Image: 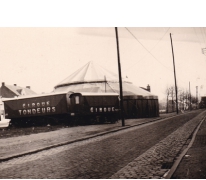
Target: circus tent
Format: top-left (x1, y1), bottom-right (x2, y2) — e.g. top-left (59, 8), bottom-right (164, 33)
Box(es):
top-left (54, 61), bottom-right (159, 118)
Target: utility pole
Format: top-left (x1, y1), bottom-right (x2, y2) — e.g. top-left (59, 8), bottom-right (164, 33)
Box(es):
top-left (115, 27), bottom-right (125, 126)
top-left (170, 33), bottom-right (179, 114)
top-left (196, 86), bottom-right (198, 109)
top-left (186, 90), bottom-right (188, 110)
top-left (104, 76), bottom-right (106, 92)
top-left (189, 81), bottom-right (191, 110)
top-left (183, 91), bottom-right (184, 110)
top-left (171, 88), bottom-right (174, 112)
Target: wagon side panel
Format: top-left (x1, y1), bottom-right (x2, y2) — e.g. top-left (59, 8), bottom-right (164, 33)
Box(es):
top-left (4, 94), bottom-right (68, 119)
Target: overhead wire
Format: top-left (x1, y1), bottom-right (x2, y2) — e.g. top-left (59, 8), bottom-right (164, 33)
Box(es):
top-left (193, 28), bottom-right (202, 48)
top-left (200, 27), bottom-right (206, 46)
top-left (202, 27), bottom-right (206, 45)
top-left (124, 27), bottom-right (171, 72)
top-left (203, 28), bottom-right (206, 41)
top-left (124, 27), bottom-right (173, 72)
top-left (202, 28), bottom-right (206, 56)
top-left (195, 27), bottom-right (206, 56)
top-left (193, 27), bottom-right (206, 57)
top-left (123, 27), bottom-right (195, 90)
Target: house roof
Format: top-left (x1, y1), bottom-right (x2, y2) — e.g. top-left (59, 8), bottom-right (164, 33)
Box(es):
top-left (3, 85), bottom-right (36, 96)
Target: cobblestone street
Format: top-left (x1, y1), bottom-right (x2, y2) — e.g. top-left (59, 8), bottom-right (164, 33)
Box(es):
top-left (0, 110), bottom-right (204, 178)
top-left (172, 111), bottom-right (206, 179)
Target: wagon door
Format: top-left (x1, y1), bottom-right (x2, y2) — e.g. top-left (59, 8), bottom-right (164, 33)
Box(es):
top-left (69, 93), bottom-right (83, 115)
top-left (74, 95), bottom-right (81, 113)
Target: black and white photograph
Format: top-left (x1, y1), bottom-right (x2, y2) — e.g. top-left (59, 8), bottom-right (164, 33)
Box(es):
top-left (0, 0), bottom-right (206, 179)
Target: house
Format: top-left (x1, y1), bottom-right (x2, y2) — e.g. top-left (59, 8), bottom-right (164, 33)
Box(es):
top-left (0, 82), bottom-right (36, 98)
top-left (140, 85), bottom-right (151, 92)
top-left (167, 99), bottom-right (191, 112)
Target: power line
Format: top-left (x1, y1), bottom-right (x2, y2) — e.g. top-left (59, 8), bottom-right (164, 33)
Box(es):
top-left (203, 28), bottom-right (206, 39)
top-left (202, 28), bottom-right (206, 56)
top-left (202, 27), bottom-right (206, 45)
top-left (194, 27), bottom-right (206, 56)
top-left (193, 27), bottom-right (202, 48)
top-left (200, 27), bottom-right (206, 46)
top-left (124, 27), bottom-right (170, 72)
top-left (124, 27), bottom-right (172, 72)
top-left (124, 28), bottom-right (195, 89)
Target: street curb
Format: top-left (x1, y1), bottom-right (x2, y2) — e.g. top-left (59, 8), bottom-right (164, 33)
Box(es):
top-left (0, 111), bottom-right (199, 162)
top-left (164, 115), bottom-right (206, 179)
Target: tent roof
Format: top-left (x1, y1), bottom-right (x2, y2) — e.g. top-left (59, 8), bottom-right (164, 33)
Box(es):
top-left (54, 81), bottom-right (158, 99)
top-left (55, 61), bottom-right (121, 88)
top-left (54, 61), bottom-right (158, 99)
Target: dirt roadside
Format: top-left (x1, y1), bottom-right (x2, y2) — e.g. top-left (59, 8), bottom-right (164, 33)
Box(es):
top-left (0, 112), bottom-right (180, 139)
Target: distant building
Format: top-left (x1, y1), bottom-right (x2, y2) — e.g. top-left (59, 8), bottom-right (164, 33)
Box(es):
top-left (167, 100), bottom-right (176, 113)
top-left (200, 96), bottom-right (206, 108)
top-left (140, 84), bottom-right (151, 92)
top-left (167, 99), bottom-right (190, 112)
top-left (0, 82), bottom-right (36, 98)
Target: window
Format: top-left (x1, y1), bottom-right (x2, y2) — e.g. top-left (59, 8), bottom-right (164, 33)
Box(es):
top-left (75, 96), bottom-right (79, 104)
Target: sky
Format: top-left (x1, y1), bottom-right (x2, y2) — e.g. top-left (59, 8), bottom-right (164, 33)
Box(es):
top-left (0, 0), bottom-right (206, 101)
top-left (0, 27), bottom-right (206, 101)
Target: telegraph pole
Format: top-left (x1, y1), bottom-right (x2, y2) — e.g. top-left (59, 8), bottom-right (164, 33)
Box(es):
top-left (189, 81), bottom-right (191, 110)
top-left (170, 33), bottom-right (179, 114)
top-left (104, 76), bottom-right (106, 92)
top-left (115, 27), bottom-right (125, 126)
top-left (196, 86), bottom-right (198, 109)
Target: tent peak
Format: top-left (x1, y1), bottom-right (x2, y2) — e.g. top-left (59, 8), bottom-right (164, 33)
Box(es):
top-left (54, 61), bottom-right (119, 89)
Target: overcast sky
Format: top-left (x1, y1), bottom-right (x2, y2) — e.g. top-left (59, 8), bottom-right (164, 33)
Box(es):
top-left (0, 0), bottom-right (206, 101)
top-left (0, 27), bottom-right (206, 100)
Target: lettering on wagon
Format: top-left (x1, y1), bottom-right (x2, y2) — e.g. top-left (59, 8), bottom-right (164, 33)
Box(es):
top-left (90, 107), bottom-right (115, 113)
top-left (19, 101), bottom-right (56, 115)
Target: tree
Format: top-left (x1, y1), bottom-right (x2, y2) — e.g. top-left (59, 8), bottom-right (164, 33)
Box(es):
top-left (165, 86), bottom-right (177, 113)
top-left (165, 87), bottom-right (170, 113)
top-left (164, 85), bottom-right (198, 112)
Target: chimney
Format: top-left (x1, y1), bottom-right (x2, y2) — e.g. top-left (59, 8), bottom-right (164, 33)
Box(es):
top-left (14, 84), bottom-right (17, 86)
top-left (147, 84), bottom-right (151, 92)
top-left (26, 86), bottom-right (30, 89)
top-left (2, 82), bottom-right (5, 86)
